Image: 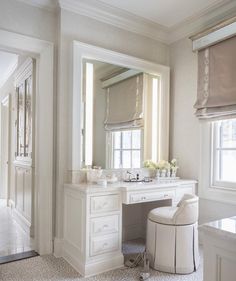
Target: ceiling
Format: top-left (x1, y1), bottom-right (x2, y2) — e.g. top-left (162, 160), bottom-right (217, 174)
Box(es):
top-left (0, 51), bottom-right (18, 89)
top-left (98, 0), bottom-right (230, 28)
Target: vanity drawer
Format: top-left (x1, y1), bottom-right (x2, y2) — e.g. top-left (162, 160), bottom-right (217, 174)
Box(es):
top-left (130, 190), bottom-right (175, 204)
top-left (90, 233), bottom-right (119, 256)
top-left (90, 215), bottom-right (119, 236)
top-left (90, 194), bottom-right (119, 214)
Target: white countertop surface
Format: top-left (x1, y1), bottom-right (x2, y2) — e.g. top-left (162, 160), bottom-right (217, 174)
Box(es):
top-left (64, 179), bottom-right (197, 194)
top-left (200, 217), bottom-right (236, 240)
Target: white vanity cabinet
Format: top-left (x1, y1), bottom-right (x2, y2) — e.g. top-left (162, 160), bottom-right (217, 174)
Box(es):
top-left (62, 180), bottom-right (197, 277)
top-left (63, 186), bottom-right (123, 277)
top-left (200, 217), bottom-right (236, 281)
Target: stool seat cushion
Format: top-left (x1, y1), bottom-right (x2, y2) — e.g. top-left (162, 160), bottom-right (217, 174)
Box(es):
top-left (148, 206), bottom-right (178, 225)
top-left (148, 194), bottom-right (199, 226)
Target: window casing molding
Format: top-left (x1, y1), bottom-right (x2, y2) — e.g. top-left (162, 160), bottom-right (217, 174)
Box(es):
top-left (199, 122), bottom-right (236, 205)
top-left (106, 129), bottom-right (144, 169)
top-left (211, 121), bottom-right (236, 190)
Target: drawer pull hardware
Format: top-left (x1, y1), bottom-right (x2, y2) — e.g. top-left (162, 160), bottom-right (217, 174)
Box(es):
top-left (103, 224), bottom-right (109, 228)
top-left (102, 242), bottom-right (108, 248)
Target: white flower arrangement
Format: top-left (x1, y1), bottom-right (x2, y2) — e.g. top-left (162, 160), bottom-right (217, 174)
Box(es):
top-left (144, 158), bottom-right (179, 177)
top-left (157, 160), bottom-right (170, 171)
top-left (170, 158), bottom-right (179, 172)
top-left (143, 160), bottom-right (157, 170)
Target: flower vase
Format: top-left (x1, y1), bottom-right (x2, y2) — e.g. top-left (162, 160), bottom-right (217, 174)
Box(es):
top-left (161, 169), bottom-right (166, 177)
top-left (167, 170), bottom-right (171, 177)
top-left (156, 169), bottom-right (161, 178)
top-left (171, 170), bottom-right (176, 178)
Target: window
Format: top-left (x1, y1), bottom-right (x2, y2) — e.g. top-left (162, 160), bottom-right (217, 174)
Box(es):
top-left (111, 129), bottom-right (142, 169)
top-left (212, 118), bottom-right (236, 188)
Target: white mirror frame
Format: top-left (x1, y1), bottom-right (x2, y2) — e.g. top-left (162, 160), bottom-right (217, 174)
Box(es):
top-left (70, 41), bottom-right (170, 178)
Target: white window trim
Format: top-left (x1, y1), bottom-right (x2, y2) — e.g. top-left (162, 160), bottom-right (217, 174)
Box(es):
top-left (199, 122), bottom-right (236, 205)
top-left (212, 121), bottom-right (236, 190)
top-left (106, 129), bottom-right (144, 169)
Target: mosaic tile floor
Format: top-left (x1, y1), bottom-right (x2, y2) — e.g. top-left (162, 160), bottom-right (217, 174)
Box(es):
top-left (0, 252), bottom-right (203, 281)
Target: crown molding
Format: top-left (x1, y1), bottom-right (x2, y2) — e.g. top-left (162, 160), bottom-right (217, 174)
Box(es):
top-left (168, 0), bottom-right (236, 43)
top-left (16, 0), bottom-right (236, 44)
top-left (58, 0), bottom-right (169, 43)
top-left (16, 0), bottom-right (59, 13)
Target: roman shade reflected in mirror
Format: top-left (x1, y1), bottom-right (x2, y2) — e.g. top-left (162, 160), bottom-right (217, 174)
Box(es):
top-left (104, 74), bottom-right (144, 130)
top-left (194, 36), bottom-right (236, 119)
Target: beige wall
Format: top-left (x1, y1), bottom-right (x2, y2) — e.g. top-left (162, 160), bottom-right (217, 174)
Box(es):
top-left (0, 73), bottom-right (15, 202)
top-left (0, 0), bottom-right (57, 43)
top-left (169, 38), bottom-right (236, 224)
top-left (169, 38), bottom-right (199, 180)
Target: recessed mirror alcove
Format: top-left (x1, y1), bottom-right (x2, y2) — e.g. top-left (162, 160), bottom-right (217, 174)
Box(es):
top-left (70, 41), bottom-right (170, 172)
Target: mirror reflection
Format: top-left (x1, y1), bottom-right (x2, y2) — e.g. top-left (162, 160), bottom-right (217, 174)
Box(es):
top-left (82, 59), bottom-right (160, 169)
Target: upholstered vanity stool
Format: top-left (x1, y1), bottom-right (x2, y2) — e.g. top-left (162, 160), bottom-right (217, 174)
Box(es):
top-left (146, 194), bottom-right (200, 274)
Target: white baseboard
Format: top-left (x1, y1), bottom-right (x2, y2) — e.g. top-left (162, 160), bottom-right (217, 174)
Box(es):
top-left (63, 239), bottom-right (124, 277)
top-left (84, 254), bottom-right (124, 277)
top-left (12, 208), bottom-right (31, 235)
top-left (63, 241), bottom-right (85, 275)
top-left (54, 238), bottom-right (64, 257)
top-left (9, 199), bottom-right (15, 209)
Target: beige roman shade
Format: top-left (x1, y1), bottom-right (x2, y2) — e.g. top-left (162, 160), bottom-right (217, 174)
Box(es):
top-left (194, 36), bottom-right (236, 119)
top-left (104, 74), bottom-right (144, 130)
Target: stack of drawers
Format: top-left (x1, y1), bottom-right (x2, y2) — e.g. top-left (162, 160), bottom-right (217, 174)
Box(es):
top-left (89, 194), bottom-right (121, 257)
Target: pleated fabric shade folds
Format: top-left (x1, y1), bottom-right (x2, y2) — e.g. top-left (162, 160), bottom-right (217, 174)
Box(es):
top-left (104, 74), bottom-right (144, 130)
top-left (195, 36), bottom-right (236, 119)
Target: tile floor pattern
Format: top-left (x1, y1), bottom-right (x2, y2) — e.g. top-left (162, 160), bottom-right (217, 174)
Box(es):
top-left (0, 199), bottom-right (34, 257)
top-left (0, 253), bottom-right (203, 281)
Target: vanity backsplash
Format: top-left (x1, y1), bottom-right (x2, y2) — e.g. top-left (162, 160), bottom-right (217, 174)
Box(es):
top-left (67, 168), bottom-right (157, 184)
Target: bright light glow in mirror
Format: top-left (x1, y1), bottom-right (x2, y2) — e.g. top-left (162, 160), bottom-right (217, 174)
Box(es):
top-left (85, 62), bottom-right (94, 166)
top-left (152, 77), bottom-right (158, 162)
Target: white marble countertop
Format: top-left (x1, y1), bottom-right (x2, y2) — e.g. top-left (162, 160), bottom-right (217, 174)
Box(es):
top-left (64, 179), bottom-right (197, 194)
top-left (200, 217), bottom-right (236, 241)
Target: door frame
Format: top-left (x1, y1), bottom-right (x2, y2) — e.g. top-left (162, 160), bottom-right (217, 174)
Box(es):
top-left (0, 95), bottom-right (10, 204)
top-left (0, 29), bottom-right (54, 255)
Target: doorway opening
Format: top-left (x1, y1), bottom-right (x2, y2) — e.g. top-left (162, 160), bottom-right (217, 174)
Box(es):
top-left (0, 50), bottom-right (37, 263)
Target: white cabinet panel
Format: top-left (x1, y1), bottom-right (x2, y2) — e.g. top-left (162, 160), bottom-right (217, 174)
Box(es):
top-left (174, 185), bottom-right (195, 205)
top-left (90, 194), bottom-right (119, 214)
top-left (24, 168), bottom-right (32, 220)
top-left (14, 165), bottom-right (33, 233)
top-left (90, 233), bottom-right (119, 256)
top-left (15, 167), bottom-right (24, 212)
top-left (90, 215), bottom-right (119, 236)
top-left (64, 191), bottom-right (84, 252)
top-left (130, 190), bottom-right (175, 204)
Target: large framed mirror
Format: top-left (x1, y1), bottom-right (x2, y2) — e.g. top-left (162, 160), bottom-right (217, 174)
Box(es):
top-left (71, 41), bottom-right (170, 172)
